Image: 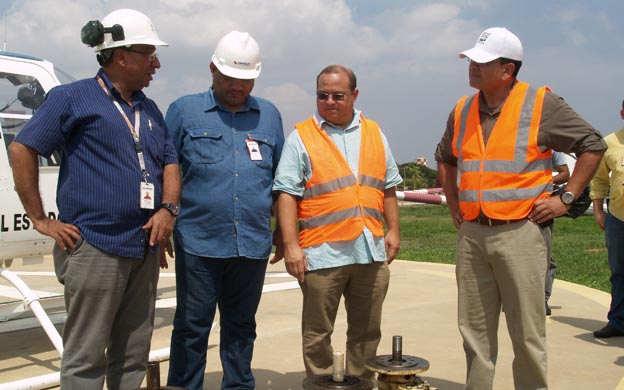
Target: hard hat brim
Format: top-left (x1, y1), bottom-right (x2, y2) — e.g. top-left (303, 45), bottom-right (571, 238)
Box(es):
top-left (212, 59), bottom-right (261, 80)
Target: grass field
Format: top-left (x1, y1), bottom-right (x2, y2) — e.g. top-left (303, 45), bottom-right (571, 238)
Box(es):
top-left (398, 205), bottom-right (611, 293)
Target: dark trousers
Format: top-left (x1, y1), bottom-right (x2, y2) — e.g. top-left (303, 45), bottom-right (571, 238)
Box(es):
top-left (167, 236), bottom-right (268, 390)
top-left (606, 214), bottom-right (624, 332)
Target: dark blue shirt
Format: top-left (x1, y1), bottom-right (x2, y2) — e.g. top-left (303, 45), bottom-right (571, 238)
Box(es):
top-left (167, 88), bottom-right (284, 259)
top-left (16, 69), bottom-right (178, 259)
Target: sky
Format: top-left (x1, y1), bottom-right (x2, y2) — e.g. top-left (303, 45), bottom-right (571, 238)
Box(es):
top-left (0, 0), bottom-right (623, 166)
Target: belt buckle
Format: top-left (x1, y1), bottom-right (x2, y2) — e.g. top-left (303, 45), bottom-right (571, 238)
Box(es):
top-left (476, 216), bottom-right (493, 226)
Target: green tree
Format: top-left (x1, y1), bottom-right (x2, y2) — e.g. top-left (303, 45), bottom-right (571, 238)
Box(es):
top-left (397, 162), bottom-right (439, 189)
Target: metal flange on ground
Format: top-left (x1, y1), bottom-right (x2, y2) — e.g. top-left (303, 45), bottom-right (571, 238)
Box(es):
top-left (365, 335), bottom-right (438, 390)
top-left (302, 374), bottom-right (375, 390)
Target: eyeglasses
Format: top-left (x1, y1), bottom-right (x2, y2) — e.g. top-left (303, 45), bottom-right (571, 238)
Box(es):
top-left (316, 92), bottom-right (352, 101)
top-left (124, 48), bottom-right (159, 62)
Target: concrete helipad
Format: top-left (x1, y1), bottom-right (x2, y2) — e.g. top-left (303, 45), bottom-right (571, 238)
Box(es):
top-left (1, 257), bottom-right (623, 389)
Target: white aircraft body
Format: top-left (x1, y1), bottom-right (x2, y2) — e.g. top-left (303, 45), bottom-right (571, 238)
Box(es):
top-left (0, 51), bottom-right (65, 266)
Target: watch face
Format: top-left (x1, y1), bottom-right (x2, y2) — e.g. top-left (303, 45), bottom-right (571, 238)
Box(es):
top-left (561, 192), bottom-right (575, 205)
top-left (162, 203), bottom-right (179, 216)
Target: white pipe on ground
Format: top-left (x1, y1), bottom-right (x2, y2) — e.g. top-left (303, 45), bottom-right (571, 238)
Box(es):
top-left (0, 269), bottom-right (63, 354)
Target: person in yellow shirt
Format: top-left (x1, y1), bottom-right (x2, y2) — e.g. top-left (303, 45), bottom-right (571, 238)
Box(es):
top-left (590, 99), bottom-right (624, 338)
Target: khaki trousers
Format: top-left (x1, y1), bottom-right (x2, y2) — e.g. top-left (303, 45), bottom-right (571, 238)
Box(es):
top-left (300, 262), bottom-right (390, 378)
top-left (456, 220), bottom-right (549, 390)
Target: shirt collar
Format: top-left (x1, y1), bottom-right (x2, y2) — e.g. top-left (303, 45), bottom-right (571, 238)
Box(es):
top-left (314, 109), bottom-right (361, 132)
top-left (96, 69), bottom-right (146, 106)
top-left (203, 87), bottom-right (259, 113)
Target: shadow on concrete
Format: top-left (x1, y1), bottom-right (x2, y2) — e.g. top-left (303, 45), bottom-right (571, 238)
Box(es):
top-left (203, 369), bottom-right (307, 390)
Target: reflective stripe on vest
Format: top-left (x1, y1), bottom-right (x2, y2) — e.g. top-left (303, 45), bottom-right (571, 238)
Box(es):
top-left (452, 81), bottom-right (553, 220)
top-left (296, 116), bottom-right (386, 248)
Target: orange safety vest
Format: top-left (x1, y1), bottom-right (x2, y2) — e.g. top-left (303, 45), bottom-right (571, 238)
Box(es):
top-left (296, 116), bottom-right (386, 248)
top-left (451, 81), bottom-right (553, 220)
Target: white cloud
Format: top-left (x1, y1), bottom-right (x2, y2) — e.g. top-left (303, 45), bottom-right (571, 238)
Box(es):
top-left (1, 0), bottom-right (623, 165)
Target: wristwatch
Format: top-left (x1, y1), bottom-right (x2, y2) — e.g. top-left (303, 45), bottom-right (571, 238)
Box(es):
top-left (560, 191), bottom-right (575, 206)
top-left (159, 203), bottom-right (180, 216)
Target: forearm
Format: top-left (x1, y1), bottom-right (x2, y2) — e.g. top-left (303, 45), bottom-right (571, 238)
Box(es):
top-left (565, 150), bottom-right (604, 197)
top-left (383, 187), bottom-right (400, 233)
top-left (437, 161), bottom-right (459, 210)
top-left (277, 192), bottom-right (300, 246)
top-left (9, 142), bottom-right (46, 222)
top-left (161, 163), bottom-right (181, 204)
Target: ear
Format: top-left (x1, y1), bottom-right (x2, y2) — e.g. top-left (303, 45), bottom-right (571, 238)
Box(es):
top-left (352, 88), bottom-right (359, 101)
top-left (209, 62), bottom-right (217, 76)
top-left (114, 48), bottom-right (128, 68)
top-left (501, 62), bottom-right (516, 80)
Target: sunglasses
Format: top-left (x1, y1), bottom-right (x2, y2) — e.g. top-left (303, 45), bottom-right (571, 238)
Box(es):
top-left (316, 92), bottom-right (352, 101)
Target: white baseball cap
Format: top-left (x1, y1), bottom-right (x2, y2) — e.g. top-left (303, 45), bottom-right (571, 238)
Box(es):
top-left (459, 27), bottom-right (523, 63)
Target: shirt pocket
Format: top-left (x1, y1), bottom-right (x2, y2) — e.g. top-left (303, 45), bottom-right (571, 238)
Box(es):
top-left (247, 133), bottom-right (276, 169)
top-left (187, 128), bottom-right (224, 164)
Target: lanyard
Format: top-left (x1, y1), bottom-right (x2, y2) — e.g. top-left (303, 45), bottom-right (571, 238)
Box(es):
top-left (97, 76), bottom-right (149, 182)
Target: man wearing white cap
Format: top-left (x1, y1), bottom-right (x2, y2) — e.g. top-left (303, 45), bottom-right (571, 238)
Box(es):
top-left (166, 31), bottom-right (284, 390)
top-left (435, 27), bottom-right (606, 389)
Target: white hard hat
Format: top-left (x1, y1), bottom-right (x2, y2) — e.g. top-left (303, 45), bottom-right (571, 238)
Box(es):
top-left (211, 31), bottom-right (261, 80)
top-left (94, 9), bottom-right (168, 52)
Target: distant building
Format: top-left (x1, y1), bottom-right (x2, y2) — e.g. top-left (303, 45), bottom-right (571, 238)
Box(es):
top-left (415, 157), bottom-right (428, 167)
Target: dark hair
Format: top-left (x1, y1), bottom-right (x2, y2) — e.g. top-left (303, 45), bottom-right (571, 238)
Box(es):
top-left (499, 57), bottom-right (522, 78)
top-left (96, 48), bottom-right (116, 66)
top-left (316, 65), bottom-right (357, 91)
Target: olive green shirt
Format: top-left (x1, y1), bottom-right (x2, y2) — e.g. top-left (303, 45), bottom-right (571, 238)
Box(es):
top-left (435, 87), bottom-right (606, 165)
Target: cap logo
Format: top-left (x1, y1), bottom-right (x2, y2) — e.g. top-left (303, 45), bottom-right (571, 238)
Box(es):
top-left (478, 32), bottom-right (492, 44)
top-left (233, 60), bottom-right (250, 66)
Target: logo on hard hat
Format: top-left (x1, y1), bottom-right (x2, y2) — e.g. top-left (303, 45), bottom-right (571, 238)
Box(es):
top-left (233, 60), bottom-right (251, 66)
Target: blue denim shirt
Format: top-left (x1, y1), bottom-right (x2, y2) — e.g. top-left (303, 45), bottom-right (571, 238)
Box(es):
top-left (15, 69), bottom-right (178, 259)
top-left (273, 111), bottom-right (402, 271)
top-left (167, 88), bottom-right (284, 259)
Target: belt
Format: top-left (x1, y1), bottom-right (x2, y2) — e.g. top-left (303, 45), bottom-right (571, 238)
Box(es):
top-left (468, 216), bottom-right (524, 226)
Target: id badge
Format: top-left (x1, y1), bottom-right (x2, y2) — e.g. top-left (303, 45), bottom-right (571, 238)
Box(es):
top-left (140, 182), bottom-right (155, 210)
top-left (246, 139), bottom-right (263, 161)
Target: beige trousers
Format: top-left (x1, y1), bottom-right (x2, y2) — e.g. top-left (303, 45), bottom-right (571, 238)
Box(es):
top-left (456, 220), bottom-right (550, 390)
top-left (300, 262), bottom-right (390, 378)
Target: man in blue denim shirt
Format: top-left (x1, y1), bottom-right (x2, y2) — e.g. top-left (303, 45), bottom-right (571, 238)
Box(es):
top-left (166, 31), bottom-right (284, 390)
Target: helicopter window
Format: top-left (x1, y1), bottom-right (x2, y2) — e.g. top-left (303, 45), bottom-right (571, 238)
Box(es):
top-left (0, 72), bottom-right (61, 167)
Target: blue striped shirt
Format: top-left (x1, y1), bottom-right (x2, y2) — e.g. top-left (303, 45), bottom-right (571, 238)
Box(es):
top-left (15, 69), bottom-right (178, 259)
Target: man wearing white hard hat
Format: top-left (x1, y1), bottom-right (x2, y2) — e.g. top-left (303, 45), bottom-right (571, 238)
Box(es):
top-left (435, 27), bottom-right (606, 389)
top-left (166, 30), bottom-right (284, 390)
top-left (9, 9), bottom-right (180, 389)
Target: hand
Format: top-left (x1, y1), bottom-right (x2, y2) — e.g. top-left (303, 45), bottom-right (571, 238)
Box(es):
top-left (283, 244), bottom-right (307, 282)
top-left (159, 238), bottom-right (174, 269)
top-left (269, 229), bottom-right (284, 264)
top-left (143, 209), bottom-right (175, 247)
top-left (33, 217), bottom-right (81, 251)
top-left (593, 209), bottom-right (606, 231)
top-left (529, 196), bottom-right (570, 224)
top-left (450, 207), bottom-right (464, 229)
top-left (385, 229), bottom-right (400, 264)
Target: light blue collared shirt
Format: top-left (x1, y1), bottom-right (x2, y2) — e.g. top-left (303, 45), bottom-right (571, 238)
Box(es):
top-left (273, 109), bottom-right (402, 271)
